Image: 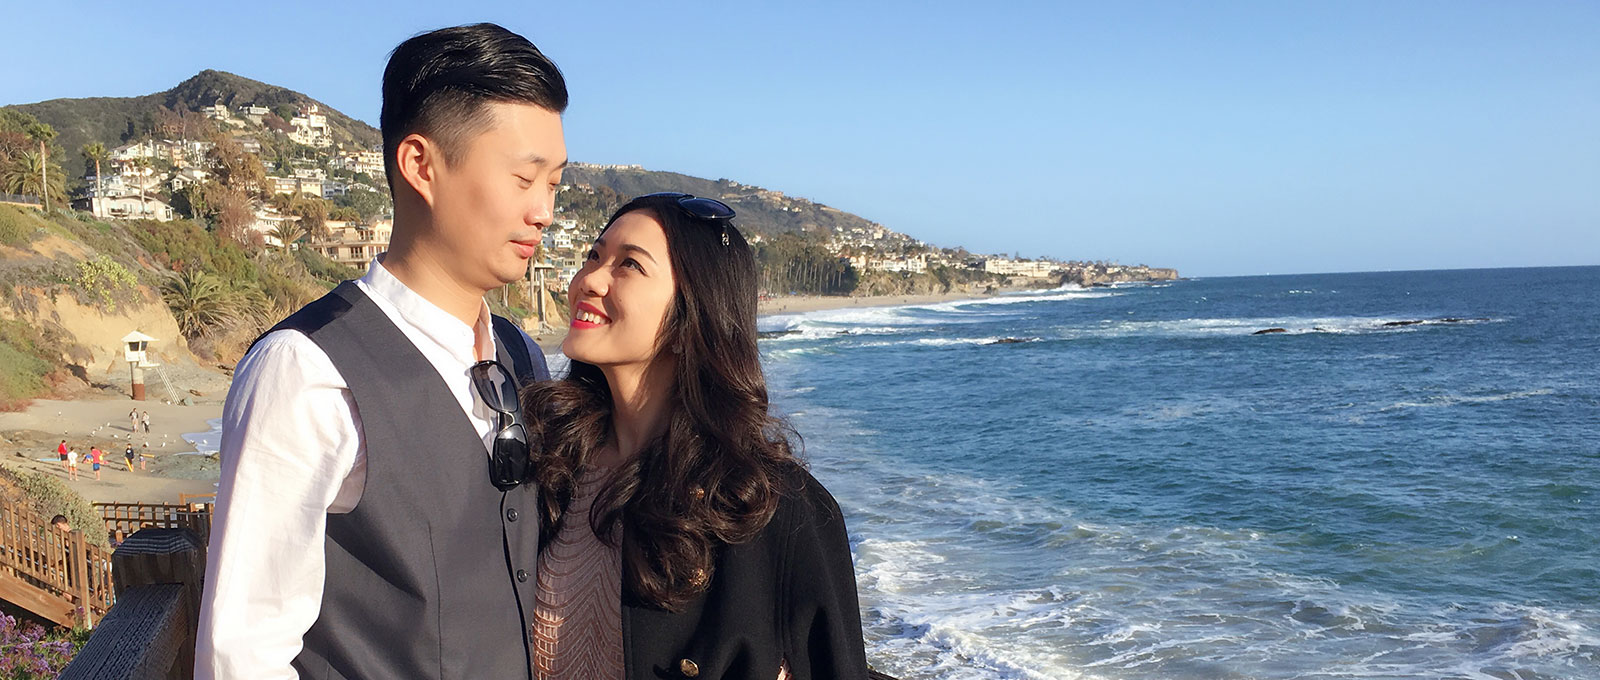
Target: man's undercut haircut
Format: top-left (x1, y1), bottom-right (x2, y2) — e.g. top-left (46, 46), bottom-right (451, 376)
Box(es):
top-left (380, 22), bottom-right (569, 192)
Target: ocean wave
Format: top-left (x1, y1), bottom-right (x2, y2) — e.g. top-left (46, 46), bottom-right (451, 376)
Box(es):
top-left (1066, 315), bottom-right (1499, 339)
top-left (1378, 388), bottom-right (1555, 412)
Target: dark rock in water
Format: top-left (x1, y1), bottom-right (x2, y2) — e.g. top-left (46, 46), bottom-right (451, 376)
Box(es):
top-left (1383, 317), bottom-right (1491, 329)
top-left (1383, 320), bottom-right (1425, 327)
top-left (1089, 282), bottom-right (1113, 288)
top-left (988, 337), bottom-right (1038, 345)
top-left (837, 330), bottom-right (854, 335)
top-left (757, 329), bottom-right (800, 339)
top-left (1438, 317), bottom-right (1490, 324)
top-left (1312, 327), bottom-right (1329, 333)
top-left (1253, 328), bottom-right (1290, 335)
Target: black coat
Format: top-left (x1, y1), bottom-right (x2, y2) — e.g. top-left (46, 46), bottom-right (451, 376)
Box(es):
top-left (621, 468), bottom-right (870, 680)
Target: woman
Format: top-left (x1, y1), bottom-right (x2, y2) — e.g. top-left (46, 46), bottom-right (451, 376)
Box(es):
top-left (522, 193), bottom-right (869, 680)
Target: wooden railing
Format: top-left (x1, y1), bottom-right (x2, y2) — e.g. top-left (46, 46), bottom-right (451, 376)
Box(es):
top-left (96, 501), bottom-right (213, 547)
top-left (60, 527), bottom-right (204, 680)
top-left (0, 496), bottom-right (115, 627)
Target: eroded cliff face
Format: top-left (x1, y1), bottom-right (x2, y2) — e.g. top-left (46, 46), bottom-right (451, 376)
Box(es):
top-left (1, 287), bottom-right (188, 377)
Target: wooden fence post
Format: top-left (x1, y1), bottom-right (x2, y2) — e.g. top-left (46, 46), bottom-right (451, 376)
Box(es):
top-left (59, 527), bottom-right (205, 680)
top-left (70, 529), bottom-right (91, 627)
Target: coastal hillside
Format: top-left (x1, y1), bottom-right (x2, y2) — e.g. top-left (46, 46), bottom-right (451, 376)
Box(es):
top-left (0, 204), bottom-right (355, 409)
top-left (11, 70), bottom-right (379, 170)
top-left (560, 164), bottom-right (897, 241)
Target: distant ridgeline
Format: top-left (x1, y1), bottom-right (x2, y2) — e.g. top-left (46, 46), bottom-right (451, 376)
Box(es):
top-left (10, 69), bottom-right (380, 166)
top-left (1, 69), bottom-right (1175, 302)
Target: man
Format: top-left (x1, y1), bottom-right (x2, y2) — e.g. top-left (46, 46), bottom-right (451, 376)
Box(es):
top-left (196, 23), bottom-right (567, 679)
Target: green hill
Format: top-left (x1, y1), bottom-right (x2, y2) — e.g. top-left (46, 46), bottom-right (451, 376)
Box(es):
top-left (7, 70), bottom-right (380, 160)
top-left (561, 164), bottom-right (904, 243)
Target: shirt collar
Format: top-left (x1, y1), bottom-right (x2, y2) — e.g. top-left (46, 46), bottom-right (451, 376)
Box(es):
top-left (361, 259), bottom-right (496, 365)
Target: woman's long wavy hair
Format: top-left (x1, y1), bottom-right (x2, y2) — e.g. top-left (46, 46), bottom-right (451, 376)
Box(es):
top-left (522, 194), bottom-right (799, 611)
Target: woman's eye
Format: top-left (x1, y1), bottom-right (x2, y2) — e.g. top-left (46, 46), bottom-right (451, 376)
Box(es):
top-left (585, 249), bottom-right (598, 261)
top-left (621, 258), bottom-right (643, 272)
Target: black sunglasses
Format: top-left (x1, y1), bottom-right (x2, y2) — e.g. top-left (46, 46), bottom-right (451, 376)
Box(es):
top-left (470, 360), bottom-right (534, 491)
top-left (639, 192), bottom-right (737, 245)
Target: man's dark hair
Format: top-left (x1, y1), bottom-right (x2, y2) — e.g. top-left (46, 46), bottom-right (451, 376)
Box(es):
top-left (380, 23), bottom-right (568, 192)
top-left (51, 514), bottom-right (69, 526)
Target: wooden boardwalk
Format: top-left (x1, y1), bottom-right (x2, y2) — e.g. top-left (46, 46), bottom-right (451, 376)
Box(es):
top-left (0, 496), bottom-right (115, 627)
top-left (0, 496), bottom-right (213, 628)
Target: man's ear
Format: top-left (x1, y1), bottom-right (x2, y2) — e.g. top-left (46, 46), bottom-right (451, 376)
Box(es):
top-left (395, 133), bottom-right (440, 207)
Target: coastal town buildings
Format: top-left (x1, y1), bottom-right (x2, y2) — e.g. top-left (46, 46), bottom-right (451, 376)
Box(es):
top-left (307, 219), bottom-right (394, 268)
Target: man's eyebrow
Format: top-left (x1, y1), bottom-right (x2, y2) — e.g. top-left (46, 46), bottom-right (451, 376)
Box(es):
top-left (519, 153), bottom-right (569, 170)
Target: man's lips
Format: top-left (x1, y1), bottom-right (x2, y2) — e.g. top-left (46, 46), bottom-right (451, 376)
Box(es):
top-left (511, 240), bottom-right (538, 258)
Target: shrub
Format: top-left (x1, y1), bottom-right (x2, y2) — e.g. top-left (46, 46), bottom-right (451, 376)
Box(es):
top-left (0, 465), bottom-right (106, 547)
top-left (71, 256), bottom-right (138, 311)
top-left (0, 205), bottom-right (41, 247)
top-left (0, 614), bottom-right (84, 678)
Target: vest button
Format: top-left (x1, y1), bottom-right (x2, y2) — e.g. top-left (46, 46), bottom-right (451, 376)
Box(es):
top-left (516, 569), bottom-right (529, 583)
top-left (679, 658), bottom-right (699, 677)
top-left (506, 508), bottom-right (520, 522)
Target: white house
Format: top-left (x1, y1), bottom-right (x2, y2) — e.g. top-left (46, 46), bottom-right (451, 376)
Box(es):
top-left (87, 195), bottom-right (175, 221)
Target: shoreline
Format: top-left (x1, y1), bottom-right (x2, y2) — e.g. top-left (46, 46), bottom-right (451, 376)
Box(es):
top-left (0, 291), bottom-right (1008, 504)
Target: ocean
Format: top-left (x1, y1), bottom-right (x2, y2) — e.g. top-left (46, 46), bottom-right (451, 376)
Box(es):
top-left (758, 266), bottom-right (1600, 679)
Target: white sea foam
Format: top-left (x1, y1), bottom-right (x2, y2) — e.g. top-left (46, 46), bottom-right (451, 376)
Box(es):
top-left (1061, 315), bottom-right (1498, 339)
top-left (179, 418), bottom-right (223, 455)
top-left (1378, 388), bottom-right (1555, 412)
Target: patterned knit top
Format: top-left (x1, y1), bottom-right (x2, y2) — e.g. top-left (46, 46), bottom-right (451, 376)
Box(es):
top-left (531, 466), bottom-right (791, 680)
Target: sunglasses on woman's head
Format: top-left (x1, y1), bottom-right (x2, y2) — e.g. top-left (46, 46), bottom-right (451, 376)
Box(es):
top-left (639, 192), bottom-right (737, 245)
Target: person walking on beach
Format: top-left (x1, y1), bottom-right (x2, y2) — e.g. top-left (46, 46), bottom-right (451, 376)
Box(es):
top-left (141, 410), bottom-right (151, 433)
top-left (88, 446), bottom-right (103, 481)
top-left (66, 446), bottom-right (79, 481)
top-left (128, 409), bottom-right (139, 434)
top-left (196, 23), bottom-right (564, 680)
top-left (124, 444), bottom-right (137, 472)
top-left (57, 440), bottom-right (69, 472)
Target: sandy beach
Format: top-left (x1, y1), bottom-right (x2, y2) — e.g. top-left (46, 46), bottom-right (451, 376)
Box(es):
top-left (0, 397), bottom-right (224, 504)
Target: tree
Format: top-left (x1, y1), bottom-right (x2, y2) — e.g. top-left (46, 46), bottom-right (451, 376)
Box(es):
top-left (268, 219), bottom-right (306, 250)
top-left (1, 151), bottom-right (65, 206)
top-left (328, 205), bottom-right (361, 223)
top-left (80, 142), bottom-right (108, 196)
top-left (129, 157), bottom-right (154, 215)
top-left (211, 187), bottom-right (256, 243)
top-left (205, 134), bottom-right (266, 194)
top-left (24, 123), bottom-right (58, 210)
top-left (162, 269), bottom-right (238, 338)
top-left (291, 196), bottom-right (329, 238)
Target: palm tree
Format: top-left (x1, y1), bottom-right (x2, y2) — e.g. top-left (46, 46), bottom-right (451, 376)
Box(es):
top-left (161, 269), bottom-right (237, 338)
top-left (129, 157), bottom-right (154, 216)
top-left (81, 142), bottom-right (108, 198)
top-left (25, 123), bottom-right (57, 211)
top-left (268, 219), bottom-right (306, 250)
top-left (1, 151), bottom-right (64, 206)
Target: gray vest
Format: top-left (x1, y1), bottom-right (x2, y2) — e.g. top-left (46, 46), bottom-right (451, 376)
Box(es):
top-left (269, 282), bottom-right (542, 680)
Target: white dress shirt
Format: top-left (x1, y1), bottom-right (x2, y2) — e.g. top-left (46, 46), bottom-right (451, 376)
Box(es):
top-left (195, 260), bottom-right (546, 680)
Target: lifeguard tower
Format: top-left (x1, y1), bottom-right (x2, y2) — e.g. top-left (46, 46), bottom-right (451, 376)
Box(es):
top-left (122, 331), bottom-right (158, 401)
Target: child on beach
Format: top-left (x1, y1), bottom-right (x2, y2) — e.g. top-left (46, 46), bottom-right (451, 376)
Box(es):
top-left (66, 447), bottom-right (79, 480)
top-left (142, 411), bottom-right (152, 433)
top-left (58, 440), bottom-right (69, 471)
top-left (89, 446), bottom-right (103, 480)
top-left (125, 444), bottom-right (137, 472)
top-left (140, 442), bottom-right (150, 470)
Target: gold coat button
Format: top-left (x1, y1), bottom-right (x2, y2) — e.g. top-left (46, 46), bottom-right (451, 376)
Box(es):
top-left (679, 658), bottom-right (700, 677)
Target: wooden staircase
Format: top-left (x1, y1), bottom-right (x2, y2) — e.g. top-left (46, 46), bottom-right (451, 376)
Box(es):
top-left (0, 496), bottom-right (115, 627)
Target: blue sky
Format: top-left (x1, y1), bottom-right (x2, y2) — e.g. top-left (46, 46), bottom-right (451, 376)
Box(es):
top-left (4, 1), bottom-right (1596, 276)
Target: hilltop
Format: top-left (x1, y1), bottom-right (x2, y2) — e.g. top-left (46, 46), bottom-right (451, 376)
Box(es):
top-left (10, 70), bottom-right (378, 165)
